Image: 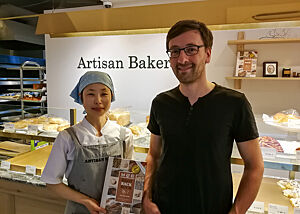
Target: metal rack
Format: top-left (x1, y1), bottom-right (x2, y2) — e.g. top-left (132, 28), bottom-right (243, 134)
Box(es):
top-left (0, 61), bottom-right (47, 121)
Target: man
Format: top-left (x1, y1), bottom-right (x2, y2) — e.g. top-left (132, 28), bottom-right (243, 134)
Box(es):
top-left (143, 20), bottom-right (264, 214)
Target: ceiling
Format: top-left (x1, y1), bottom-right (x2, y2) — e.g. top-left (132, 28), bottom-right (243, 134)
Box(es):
top-left (0, 0), bottom-right (202, 15)
top-left (0, 0), bottom-right (201, 51)
top-left (0, 0), bottom-right (202, 26)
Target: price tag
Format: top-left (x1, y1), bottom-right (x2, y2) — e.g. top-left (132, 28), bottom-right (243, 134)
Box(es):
top-left (247, 201), bottom-right (264, 213)
top-left (0, 161), bottom-right (10, 170)
top-left (296, 151), bottom-right (300, 161)
top-left (294, 208), bottom-right (300, 214)
top-left (25, 165), bottom-right (36, 176)
top-left (3, 123), bottom-right (15, 133)
top-left (35, 142), bottom-right (49, 150)
top-left (27, 124), bottom-right (39, 135)
top-left (268, 203), bottom-right (288, 214)
top-left (288, 119), bottom-right (300, 127)
top-left (41, 96), bottom-right (47, 102)
top-left (261, 147), bottom-right (276, 160)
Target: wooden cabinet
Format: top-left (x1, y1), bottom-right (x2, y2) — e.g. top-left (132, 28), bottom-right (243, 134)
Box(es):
top-left (0, 178), bottom-right (66, 214)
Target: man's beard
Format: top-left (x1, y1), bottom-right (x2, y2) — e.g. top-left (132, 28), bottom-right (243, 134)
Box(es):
top-left (173, 63), bottom-right (202, 84)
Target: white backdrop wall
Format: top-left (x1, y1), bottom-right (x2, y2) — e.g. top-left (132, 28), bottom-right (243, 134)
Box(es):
top-left (45, 27), bottom-right (300, 123)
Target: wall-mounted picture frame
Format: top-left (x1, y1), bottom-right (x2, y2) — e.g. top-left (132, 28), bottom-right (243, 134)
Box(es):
top-left (263, 62), bottom-right (278, 77)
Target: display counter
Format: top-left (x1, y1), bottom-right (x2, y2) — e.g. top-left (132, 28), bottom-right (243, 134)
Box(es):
top-left (233, 173), bottom-right (295, 214)
top-left (0, 171), bottom-right (66, 214)
top-left (0, 111), bottom-right (300, 213)
top-left (0, 170), bottom-right (296, 214)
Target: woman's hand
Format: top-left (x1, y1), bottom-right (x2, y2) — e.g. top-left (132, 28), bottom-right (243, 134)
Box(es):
top-left (81, 197), bottom-right (106, 214)
top-left (143, 197), bottom-right (161, 214)
top-left (47, 183), bottom-right (106, 214)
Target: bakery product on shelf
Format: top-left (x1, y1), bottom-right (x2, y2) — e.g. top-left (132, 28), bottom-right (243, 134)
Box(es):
top-left (9, 115), bottom-right (70, 133)
top-left (57, 124), bottom-right (70, 132)
top-left (277, 179), bottom-right (300, 190)
top-left (13, 120), bottom-right (29, 129)
top-left (129, 125), bottom-right (142, 136)
top-left (277, 179), bottom-right (300, 207)
top-left (273, 112), bottom-right (299, 123)
top-left (258, 136), bottom-right (283, 153)
top-left (290, 198), bottom-right (300, 208)
top-left (283, 188), bottom-right (300, 198)
top-left (43, 124), bottom-right (58, 132)
top-left (49, 117), bottom-right (67, 125)
top-left (108, 109), bottom-right (130, 126)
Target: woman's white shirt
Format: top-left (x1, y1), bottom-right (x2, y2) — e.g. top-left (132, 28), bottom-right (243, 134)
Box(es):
top-left (40, 117), bottom-right (133, 184)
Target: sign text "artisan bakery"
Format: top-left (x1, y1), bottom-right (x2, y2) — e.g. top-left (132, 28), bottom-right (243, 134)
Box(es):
top-left (77, 56), bottom-right (170, 69)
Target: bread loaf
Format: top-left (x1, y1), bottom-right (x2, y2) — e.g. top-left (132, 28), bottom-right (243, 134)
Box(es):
top-left (43, 124), bottom-right (58, 132)
top-left (109, 110), bottom-right (130, 126)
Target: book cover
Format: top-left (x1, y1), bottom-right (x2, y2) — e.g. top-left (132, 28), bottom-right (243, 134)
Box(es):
top-left (235, 51), bottom-right (258, 77)
top-left (101, 157), bottom-right (146, 214)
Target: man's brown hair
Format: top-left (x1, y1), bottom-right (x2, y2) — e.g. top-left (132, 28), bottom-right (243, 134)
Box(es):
top-left (166, 20), bottom-right (213, 50)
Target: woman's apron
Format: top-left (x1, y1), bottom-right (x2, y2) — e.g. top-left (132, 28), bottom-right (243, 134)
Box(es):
top-left (64, 126), bottom-right (126, 214)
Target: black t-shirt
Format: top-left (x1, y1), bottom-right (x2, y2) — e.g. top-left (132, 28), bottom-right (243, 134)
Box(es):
top-left (147, 83), bottom-right (258, 214)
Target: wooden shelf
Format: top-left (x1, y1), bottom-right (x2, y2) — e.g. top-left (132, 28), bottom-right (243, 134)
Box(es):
top-left (0, 130), bottom-right (56, 142)
top-left (228, 32), bottom-right (300, 89)
top-left (226, 77), bottom-right (300, 89)
top-left (228, 38), bottom-right (300, 45)
top-left (8, 88), bottom-right (46, 93)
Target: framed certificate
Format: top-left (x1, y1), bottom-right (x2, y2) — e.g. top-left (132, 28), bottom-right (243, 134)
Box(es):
top-left (263, 62), bottom-right (278, 77)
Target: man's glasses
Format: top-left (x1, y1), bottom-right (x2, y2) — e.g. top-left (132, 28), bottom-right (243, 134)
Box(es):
top-left (166, 45), bottom-right (205, 58)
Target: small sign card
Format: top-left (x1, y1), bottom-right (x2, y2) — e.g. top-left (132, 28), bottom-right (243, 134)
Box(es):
top-left (27, 124), bottom-right (39, 135)
top-left (4, 123), bottom-right (15, 133)
top-left (25, 165), bottom-right (36, 176)
top-left (294, 208), bottom-right (300, 214)
top-left (296, 151), bottom-right (300, 161)
top-left (0, 161), bottom-right (11, 170)
top-left (247, 201), bottom-right (264, 213)
top-left (268, 203), bottom-right (288, 214)
top-left (41, 96), bottom-right (47, 102)
top-left (261, 147), bottom-right (276, 160)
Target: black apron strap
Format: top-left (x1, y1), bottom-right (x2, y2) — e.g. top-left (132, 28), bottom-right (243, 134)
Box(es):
top-left (119, 126), bottom-right (126, 158)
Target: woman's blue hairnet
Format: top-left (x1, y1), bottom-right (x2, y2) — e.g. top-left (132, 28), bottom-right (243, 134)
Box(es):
top-left (70, 71), bottom-right (115, 105)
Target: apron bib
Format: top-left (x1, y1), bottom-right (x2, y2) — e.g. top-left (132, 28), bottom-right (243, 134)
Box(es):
top-left (64, 126), bottom-right (126, 214)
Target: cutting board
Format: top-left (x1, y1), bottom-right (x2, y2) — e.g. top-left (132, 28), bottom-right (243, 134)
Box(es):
top-left (0, 141), bottom-right (31, 153)
top-left (7, 145), bottom-right (52, 175)
top-left (0, 150), bottom-right (20, 157)
top-left (0, 141), bottom-right (31, 157)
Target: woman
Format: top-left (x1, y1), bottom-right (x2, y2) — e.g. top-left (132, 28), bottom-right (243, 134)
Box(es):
top-left (41, 71), bottom-right (133, 214)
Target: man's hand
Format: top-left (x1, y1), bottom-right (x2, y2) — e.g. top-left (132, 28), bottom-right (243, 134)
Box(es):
top-left (143, 197), bottom-right (161, 214)
top-left (228, 207), bottom-right (238, 214)
top-left (81, 197), bottom-right (106, 214)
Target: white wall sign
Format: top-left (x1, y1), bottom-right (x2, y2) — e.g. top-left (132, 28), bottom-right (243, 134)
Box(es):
top-left (46, 27), bottom-right (300, 122)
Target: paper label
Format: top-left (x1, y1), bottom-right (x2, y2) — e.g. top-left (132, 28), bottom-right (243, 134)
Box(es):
top-left (0, 161), bottom-right (10, 170)
top-left (247, 201), bottom-right (264, 213)
top-left (35, 142), bottom-right (49, 150)
top-left (27, 125), bottom-right (39, 135)
top-left (268, 203), bottom-right (288, 214)
top-left (4, 123), bottom-right (15, 133)
top-left (296, 151), bottom-right (300, 161)
top-left (25, 165), bottom-right (36, 175)
top-left (294, 208), bottom-right (300, 214)
top-left (116, 171), bottom-right (135, 203)
top-left (261, 147), bottom-right (276, 160)
top-left (41, 96), bottom-right (47, 102)
top-left (288, 119), bottom-right (300, 127)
